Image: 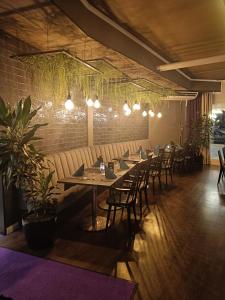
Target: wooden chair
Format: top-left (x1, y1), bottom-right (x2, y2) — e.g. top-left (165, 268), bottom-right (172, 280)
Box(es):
top-left (161, 150), bottom-right (175, 185)
top-left (148, 154), bottom-right (162, 194)
top-left (218, 150), bottom-right (225, 184)
top-left (173, 149), bottom-right (185, 174)
top-left (106, 163), bottom-right (144, 234)
top-left (137, 157), bottom-right (152, 220)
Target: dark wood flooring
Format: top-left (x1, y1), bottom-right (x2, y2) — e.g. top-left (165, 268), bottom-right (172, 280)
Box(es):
top-left (1, 166), bottom-right (225, 300)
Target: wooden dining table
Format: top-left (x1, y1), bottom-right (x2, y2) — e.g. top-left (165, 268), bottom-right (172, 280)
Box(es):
top-left (58, 162), bottom-right (136, 231)
top-left (113, 152), bottom-right (156, 163)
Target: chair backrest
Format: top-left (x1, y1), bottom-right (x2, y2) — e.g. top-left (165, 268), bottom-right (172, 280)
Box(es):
top-left (162, 151), bottom-right (172, 168)
top-left (128, 162), bottom-right (145, 203)
top-left (218, 150), bottom-right (224, 169)
top-left (139, 157), bottom-right (152, 187)
top-left (150, 154), bottom-right (162, 174)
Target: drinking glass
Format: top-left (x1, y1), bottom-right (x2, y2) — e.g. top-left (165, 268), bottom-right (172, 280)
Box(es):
top-left (100, 162), bottom-right (105, 175)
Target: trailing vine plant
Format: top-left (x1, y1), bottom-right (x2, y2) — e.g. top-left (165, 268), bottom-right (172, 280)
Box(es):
top-left (18, 53), bottom-right (174, 108)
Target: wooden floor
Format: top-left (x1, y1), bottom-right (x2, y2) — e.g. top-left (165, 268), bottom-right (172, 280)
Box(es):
top-left (1, 166), bottom-right (225, 300)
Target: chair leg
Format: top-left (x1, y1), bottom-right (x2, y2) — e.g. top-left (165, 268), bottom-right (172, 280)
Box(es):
top-left (127, 206), bottom-right (131, 235)
top-left (113, 205), bottom-right (117, 224)
top-left (165, 169), bottom-right (168, 185)
top-left (152, 177), bottom-right (155, 194)
top-left (170, 168), bottom-right (173, 183)
top-left (106, 204), bottom-right (112, 229)
top-left (218, 169), bottom-right (222, 184)
top-left (139, 191), bottom-right (142, 220)
top-left (120, 207), bottom-right (125, 221)
top-left (132, 203), bottom-right (137, 223)
top-left (158, 175), bottom-right (162, 190)
top-left (144, 188), bottom-right (149, 207)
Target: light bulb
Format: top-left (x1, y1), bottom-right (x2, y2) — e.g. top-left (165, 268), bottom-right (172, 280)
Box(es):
top-left (133, 102), bottom-right (141, 110)
top-left (124, 108), bottom-right (131, 116)
top-left (65, 99), bottom-right (74, 111)
top-left (142, 111), bottom-right (147, 117)
top-left (94, 99), bottom-right (101, 109)
top-left (123, 101), bottom-right (129, 111)
top-left (149, 110), bottom-right (155, 117)
top-left (86, 98), bottom-right (94, 107)
top-left (114, 113), bottom-right (118, 118)
top-left (157, 112), bottom-right (162, 118)
top-left (108, 107), bottom-right (113, 112)
top-left (65, 94), bottom-right (74, 111)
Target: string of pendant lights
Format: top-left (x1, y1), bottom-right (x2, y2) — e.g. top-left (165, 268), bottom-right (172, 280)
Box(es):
top-left (64, 95), bottom-right (162, 118)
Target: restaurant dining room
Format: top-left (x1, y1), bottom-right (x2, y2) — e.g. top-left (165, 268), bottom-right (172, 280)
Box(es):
top-left (1, 1), bottom-right (225, 299)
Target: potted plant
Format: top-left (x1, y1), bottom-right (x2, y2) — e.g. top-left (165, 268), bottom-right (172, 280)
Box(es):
top-left (186, 114), bottom-right (213, 170)
top-left (22, 170), bottom-right (58, 249)
top-left (0, 96), bottom-right (57, 248)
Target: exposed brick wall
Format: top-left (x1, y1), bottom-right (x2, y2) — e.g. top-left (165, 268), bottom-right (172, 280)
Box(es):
top-left (0, 31), bottom-right (87, 154)
top-left (93, 98), bottom-right (148, 145)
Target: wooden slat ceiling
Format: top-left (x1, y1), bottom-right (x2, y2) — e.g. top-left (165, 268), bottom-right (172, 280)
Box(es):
top-left (0, 0), bottom-right (181, 90)
top-left (97, 0), bottom-right (225, 80)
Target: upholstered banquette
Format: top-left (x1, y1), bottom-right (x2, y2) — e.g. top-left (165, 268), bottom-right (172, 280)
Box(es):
top-left (44, 139), bottom-right (151, 212)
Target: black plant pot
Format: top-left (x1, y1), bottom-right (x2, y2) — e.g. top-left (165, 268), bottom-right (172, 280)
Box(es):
top-left (194, 154), bottom-right (203, 171)
top-left (22, 215), bottom-right (56, 250)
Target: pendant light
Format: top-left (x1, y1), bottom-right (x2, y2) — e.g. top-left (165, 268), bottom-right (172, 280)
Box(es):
top-left (142, 111), bottom-right (147, 117)
top-left (123, 101), bottom-right (129, 111)
top-left (64, 93), bottom-right (74, 111)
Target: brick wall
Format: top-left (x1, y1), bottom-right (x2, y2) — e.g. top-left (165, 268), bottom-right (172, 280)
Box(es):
top-left (149, 101), bottom-right (187, 145)
top-left (93, 103), bottom-right (148, 145)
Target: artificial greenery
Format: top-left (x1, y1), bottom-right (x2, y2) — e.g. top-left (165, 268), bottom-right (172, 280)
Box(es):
top-left (18, 53), bottom-right (173, 107)
top-left (0, 96), bottom-right (57, 217)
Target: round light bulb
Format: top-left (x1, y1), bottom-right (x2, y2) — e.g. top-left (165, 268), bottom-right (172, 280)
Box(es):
top-left (114, 113), bottom-right (118, 118)
top-left (157, 112), bottom-right (162, 118)
top-left (133, 102), bottom-right (140, 111)
top-left (149, 110), bottom-right (155, 117)
top-left (65, 99), bottom-right (74, 111)
top-left (108, 107), bottom-right (113, 112)
top-left (124, 108), bottom-right (131, 116)
top-left (142, 111), bottom-right (147, 117)
top-left (86, 98), bottom-right (94, 107)
top-left (94, 99), bottom-right (101, 109)
top-left (123, 101), bottom-right (129, 111)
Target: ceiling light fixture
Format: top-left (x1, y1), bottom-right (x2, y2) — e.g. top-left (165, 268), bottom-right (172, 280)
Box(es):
top-left (94, 98), bottom-right (101, 109)
top-left (142, 111), bottom-right (147, 117)
top-left (157, 112), bottom-right (162, 118)
top-left (64, 93), bottom-right (74, 111)
top-left (133, 102), bottom-right (141, 111)
top-left (123, 101), bottom-right (129, 111)
top-left (149, 110), bottom-right (155, 117)
top-left (86, 98), bottom-right (94, 107)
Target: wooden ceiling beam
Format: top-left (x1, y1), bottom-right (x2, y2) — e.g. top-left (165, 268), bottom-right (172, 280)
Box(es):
top-left (158, 54), bottom-right (225, 71)
top-left (52, 0), bottom-right (221, 92)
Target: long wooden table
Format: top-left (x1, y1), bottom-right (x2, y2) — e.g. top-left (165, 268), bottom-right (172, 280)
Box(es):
top-left (113, 152), bottom-right (156, 163)
top-left (58, 163), bottom-right (136, 231)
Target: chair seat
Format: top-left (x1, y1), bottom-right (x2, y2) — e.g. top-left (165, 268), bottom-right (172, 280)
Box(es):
top-left (107, 194), bottom-right (134, 206)
top-left (174, 158), bottom-right (184, 162)
top-left (150, 170), bottom-right (159, 176)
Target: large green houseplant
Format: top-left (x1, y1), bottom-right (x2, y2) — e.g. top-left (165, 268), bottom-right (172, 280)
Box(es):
top-left (186, 114), bottom-right (213, 169)
top-left (0, 96), bottom-right (57, 248)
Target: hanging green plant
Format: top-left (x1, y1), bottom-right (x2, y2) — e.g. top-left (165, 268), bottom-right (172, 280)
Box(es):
top-left (16, 52), bottom-right (174, 108)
